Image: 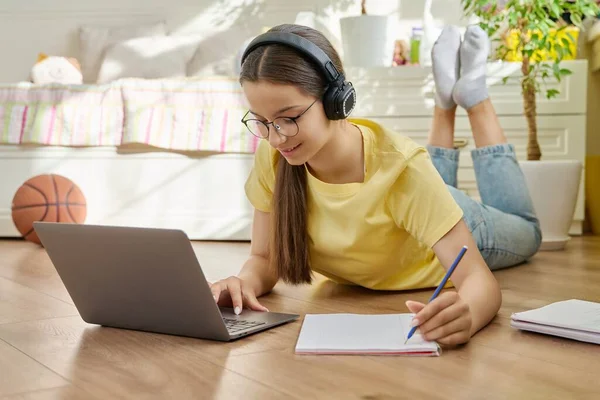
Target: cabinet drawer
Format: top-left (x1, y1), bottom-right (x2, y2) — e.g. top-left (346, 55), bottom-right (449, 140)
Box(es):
top-left (370, 115), bottom-right (586, 163)
top-left (347, 60), bottom-right (587, 117)
top-left (368, 115), bottom-right (586, 222)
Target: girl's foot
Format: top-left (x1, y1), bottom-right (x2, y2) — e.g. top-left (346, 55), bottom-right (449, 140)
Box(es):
top-left (453, 25), bottom-right (490, 110)
top-left (431, 25), bottom-right (462, 109)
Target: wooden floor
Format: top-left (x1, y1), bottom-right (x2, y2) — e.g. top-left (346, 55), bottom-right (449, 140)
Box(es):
top-left (0, 236), bottom-right (599, 399)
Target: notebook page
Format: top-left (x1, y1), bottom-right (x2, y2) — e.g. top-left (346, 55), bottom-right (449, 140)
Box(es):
top-left (511, 320), bottom-right (600, 345)
top-left (512, 299), bottom-right (600, 334)
top-left (295, 313), bottom-right (439, 353)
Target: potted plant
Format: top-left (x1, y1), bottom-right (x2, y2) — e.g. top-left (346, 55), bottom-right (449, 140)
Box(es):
top-left (339, 0), bottom-right (395, 67)
top-left (462, 0), bottom-right (600, 250)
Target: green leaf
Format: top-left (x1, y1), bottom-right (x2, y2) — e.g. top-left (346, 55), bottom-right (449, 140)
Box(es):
top-left (539, 21), bottom-right (550, 35)
top-left (585, 5), bottom-right (600, 17)
top-left (553, 63), bottom-right (561, 80)
top-left (546, 89), bottom-right (560, 99)
top-left (541, 64), bottom-right (554, 78)
top-left (570, 13), bottom-right (582, 27)
top-left (553, 42), bottom-right (563, 54)
top-left (561, 37), bottom-right (572, 48)
top-left (556, 25), bottom-right (568, 33)
top-left (535, 8), bottom-right (547, 22)
top-left (502, 76), bottom-right (510, 85)
top-left (559, 68), bottom-right (572, 76)
top-left (553, 43), bottom-right (563, 58)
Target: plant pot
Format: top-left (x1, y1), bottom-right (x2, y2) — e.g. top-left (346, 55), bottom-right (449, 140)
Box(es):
top-left (339, 15), bottom-right (393, 67)
top-left (519, 160), bottom-right (582, 251)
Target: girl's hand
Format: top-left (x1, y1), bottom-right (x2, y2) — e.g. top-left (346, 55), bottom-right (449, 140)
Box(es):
top-left (209, 276), bottom-right (269, 315)
top-left (406, 291), bottom-right (472, 346)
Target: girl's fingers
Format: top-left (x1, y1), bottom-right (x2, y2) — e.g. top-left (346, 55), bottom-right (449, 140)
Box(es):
top-left (210, 284), bottom-right (222, 303)
top-left (405, 300), bottom-right (426, 314)
top-left (209, 277), bottom-right (267, 314)
top-left (422, 314), bottom-right (471, 342)
top-left (436, 329), bottom-right (472, 347)
top-left (243, 291), bottom-right (269, 312)
top-left (412, 292), bottom-right (459, 326)
top-left (227, 280), bottom-right (244, 314)
top-left (418, 301), bottom-right (469, 335)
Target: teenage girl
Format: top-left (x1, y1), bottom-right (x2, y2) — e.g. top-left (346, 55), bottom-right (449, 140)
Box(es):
top-left (210, 23), bottom-right (541, 346)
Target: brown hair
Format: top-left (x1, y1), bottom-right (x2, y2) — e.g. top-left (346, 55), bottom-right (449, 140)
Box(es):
top-left (239, 24), bottom-right (345, 285)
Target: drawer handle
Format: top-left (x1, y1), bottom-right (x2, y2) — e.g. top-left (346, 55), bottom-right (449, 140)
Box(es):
top-left (454, 139), bottom-right (469, 149)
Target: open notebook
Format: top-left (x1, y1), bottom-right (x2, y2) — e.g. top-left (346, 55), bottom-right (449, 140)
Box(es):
top-left (295, 313), bottom-right (440, 356)
top-left (510, 299), bottom-right (600, 345)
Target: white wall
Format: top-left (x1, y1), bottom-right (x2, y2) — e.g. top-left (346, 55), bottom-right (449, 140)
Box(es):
top-left (0, 0), bottom-right (469, 83)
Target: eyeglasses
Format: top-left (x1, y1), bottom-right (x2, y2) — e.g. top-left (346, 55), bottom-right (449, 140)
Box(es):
top-left (241, 98), bottom-right (318, 139)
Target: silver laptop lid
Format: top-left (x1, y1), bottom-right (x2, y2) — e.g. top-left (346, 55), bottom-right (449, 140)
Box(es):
top-left (33, 222), bottom-right (230, 340)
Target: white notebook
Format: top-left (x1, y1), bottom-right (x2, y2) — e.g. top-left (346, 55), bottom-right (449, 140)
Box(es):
top-left (295, 313), bottom-right (441, 356)
top-left (510, 299), bottom-right (600, 345)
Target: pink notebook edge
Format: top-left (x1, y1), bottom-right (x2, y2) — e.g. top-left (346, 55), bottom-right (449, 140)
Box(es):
top-left (294, 349), bottom-right (441, 356)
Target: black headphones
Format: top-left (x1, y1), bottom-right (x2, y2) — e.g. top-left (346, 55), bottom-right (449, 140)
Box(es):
top-left (240, 31), bottom-right (357, 121)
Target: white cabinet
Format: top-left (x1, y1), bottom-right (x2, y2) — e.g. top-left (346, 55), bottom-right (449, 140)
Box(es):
top-left (346, 60), bottom-right (588, 234)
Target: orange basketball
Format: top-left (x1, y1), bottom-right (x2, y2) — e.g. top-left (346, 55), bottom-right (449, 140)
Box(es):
top-left (11, 174), bottom-right (87, 245)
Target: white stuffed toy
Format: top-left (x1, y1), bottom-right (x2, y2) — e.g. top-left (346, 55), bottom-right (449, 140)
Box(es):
top-left (31, 53), bottom-right (83, 84)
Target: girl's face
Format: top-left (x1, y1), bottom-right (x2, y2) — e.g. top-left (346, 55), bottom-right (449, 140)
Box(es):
top-left (241, 80), bottom-right (332, 166)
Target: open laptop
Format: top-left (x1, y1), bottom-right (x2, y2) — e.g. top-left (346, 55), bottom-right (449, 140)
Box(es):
top-left (33, 222), bottom-right (299, 341)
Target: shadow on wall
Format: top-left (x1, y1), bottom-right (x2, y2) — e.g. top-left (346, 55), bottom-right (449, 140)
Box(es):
top-left (0, 0), bottom-right (479, 82)
top-left (180, 0), bottom-right (360, 77)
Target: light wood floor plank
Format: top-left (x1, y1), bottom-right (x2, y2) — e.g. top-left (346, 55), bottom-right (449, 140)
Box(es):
top-left (0, 277), bottom-right (77, 325)
top-left (0, 386), bottom-right (98, 400)
top-left (0, 237), bottom-right (598, 398)
top-left (0, 339), bottom-right (69, 398)
top-left (0, 240), bottom-right (73, 304)
top-left (0, 317), bottom-right (289, 400)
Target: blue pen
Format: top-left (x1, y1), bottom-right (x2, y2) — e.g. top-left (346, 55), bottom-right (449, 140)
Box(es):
top-left (405, 245), bottom-right (468, 343)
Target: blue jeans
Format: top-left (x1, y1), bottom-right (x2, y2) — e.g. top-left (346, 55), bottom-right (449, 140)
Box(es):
top-left (427, 144), bottom-right (542, 270)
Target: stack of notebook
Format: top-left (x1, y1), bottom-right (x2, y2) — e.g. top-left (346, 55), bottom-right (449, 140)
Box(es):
top-left (295, 313), bottom-right (441, 356)
top-left (510, 299), bottom-right (600, 345)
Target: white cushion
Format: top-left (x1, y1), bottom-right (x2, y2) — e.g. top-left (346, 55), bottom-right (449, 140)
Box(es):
top-left (96, 35), bottom-right (201, 83)
top-left (79, 21), bottom-right (167, 83)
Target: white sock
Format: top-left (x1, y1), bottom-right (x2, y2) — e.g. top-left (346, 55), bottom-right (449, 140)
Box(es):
top-left (453, 25), bottom-right (490, 110)
top-left (431, 25), bottom-right (461, 109)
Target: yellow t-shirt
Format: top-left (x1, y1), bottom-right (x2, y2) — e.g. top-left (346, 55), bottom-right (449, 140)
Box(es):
top-left (244, 118), bottom-right (464, 290)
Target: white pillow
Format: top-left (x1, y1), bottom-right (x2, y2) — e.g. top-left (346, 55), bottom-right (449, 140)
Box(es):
top-left (186, 33), bottom-right (248, 77)
top-left (96, 35), bottom-right (201, 83)
top-left (79, 21), bottom-right (167, 83)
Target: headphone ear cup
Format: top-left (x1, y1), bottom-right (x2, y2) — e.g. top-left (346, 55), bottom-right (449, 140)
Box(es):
top-left (339, 82), bottom-right (357, 119)
top-left (322, 85), bottom-right (339, 120)
top-left (322, 80), bottom-right (356, 120)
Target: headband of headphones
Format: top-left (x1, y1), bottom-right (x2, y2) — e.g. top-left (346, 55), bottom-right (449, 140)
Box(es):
top-left (240, 31), bottom-right (343, 84)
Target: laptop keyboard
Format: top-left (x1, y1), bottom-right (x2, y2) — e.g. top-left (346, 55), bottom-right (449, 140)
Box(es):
top-left (223, 318), bottom-right (266, 333)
